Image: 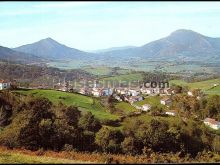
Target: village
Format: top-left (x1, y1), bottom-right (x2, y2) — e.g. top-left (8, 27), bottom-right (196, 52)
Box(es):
top-left (0, 78), bottom-right (220, 130)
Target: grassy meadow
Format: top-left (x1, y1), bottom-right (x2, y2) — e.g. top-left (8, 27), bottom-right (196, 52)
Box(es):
top-left (170, 78), bottom-right (220, 95)
top-left (13, 89), bottom-right (119, 121)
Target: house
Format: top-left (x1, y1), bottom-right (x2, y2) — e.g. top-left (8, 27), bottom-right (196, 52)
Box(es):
top-left (142, 104), bottom-right (151, 112)
top-left (213, 83), bottom-right (219, 87)
top-left (79, 88), bottom-right (89, 95)
top-left (0, 80), bottom-right (11, 90)
top-left (160, 97), bottom-right (172, 106)
top-left (164, 88), bottom-right (173, 95)
top-left (92, 88), bottom-right (102, 97)
top-left (115, 95), bottom-right (122, 102)
top-left (165, 110), bottom-right (177, 116)
top-left (102, 88), bottom-right (113, 96)
top-left (128, 96), bottom-right (144, 104)
top-left (204, 118), bottom-right (220, 130)
top-left (187, 91), bottom-right (193, 96)
top-left (128, 89), bottom-right (140, 96)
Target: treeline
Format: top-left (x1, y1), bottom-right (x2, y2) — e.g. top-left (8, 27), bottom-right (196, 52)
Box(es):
top-left (142, 71), bottom-right (177, 83)
top-left (170, 84), bottom-right (220, 120)
top-left (0, 61), bottom-right (96, 86)
top-left (0, 91), bottom-right (219, 160)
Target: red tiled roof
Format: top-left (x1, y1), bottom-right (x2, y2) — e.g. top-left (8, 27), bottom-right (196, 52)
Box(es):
top-left (0, 79), bottom-right (9, 83)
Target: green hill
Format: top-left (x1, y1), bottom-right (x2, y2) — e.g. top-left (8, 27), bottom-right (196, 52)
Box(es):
top-left (13, 89), bottom-right (119, 121)
top-left (170, 78), bottom-right (220, 95)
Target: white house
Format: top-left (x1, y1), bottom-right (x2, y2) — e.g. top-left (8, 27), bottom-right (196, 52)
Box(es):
top-left (165, 110), bottom-right (177, 116)
top-left (187, 91), bottom-right (193, 96)
top-left (91, 88), bottom-right (102, 97)
top-left (128, 89), bottom-right (140, 96)
top-left (115, 95), bottom-right (122, 102)
top-left (160, 97), bottom-right (172, 106)
top-left (204, 118), bottom-right (220, 130)
top-left (142, 104), bottom-right (151, 112)
top-left (0, 80), bottom-right (11, 90)
top-left (213, 83), bottom-right (219, 87)
top-left (128, 96), bottom-right (143, 104)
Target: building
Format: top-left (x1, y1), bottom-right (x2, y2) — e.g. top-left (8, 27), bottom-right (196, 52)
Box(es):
top-left (142, 104), bottom-right (151, 112)
top-left (0, 80), bottom-right (11, 90)
top-left (160, 97), bottom-right (172, 106)
top-left (128, 96), bottom-right (144, 104)
top-left (187, 91), bottom-right (193, 96)
top-left (128, 89), bottom-right (140, 96)
top-left (213, 83), bottom-right (219, 87)
top-left (92, 88), bottom-right (102, 97)
top-left (102, 88), bottom-right (113, 96)
top-left (204, 118), bottom-right (220, 130)
top-left (164, 88), bottom-right (173, 95)
top-left (115, 95), bottom-right (122, 102)
top-left (165, 110), bottom-right (177, 116)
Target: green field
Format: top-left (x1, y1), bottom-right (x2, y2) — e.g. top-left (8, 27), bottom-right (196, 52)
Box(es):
top-left (205, 86), bottom-right (220, 95)
top-left (134, 96), bottom-right (164, 108)
top-left (115, 102), bottom-right (138, 115)
top-left (170, 78), bottom-right (220, 95)
top-left (100, 73), bottom-right (143, 82)
top-left (13, 89), bottom-right (119, 121)
top-left (0, 151), bottom-right (91, 164)
top-left (82, 66), bottom-right (113, 76)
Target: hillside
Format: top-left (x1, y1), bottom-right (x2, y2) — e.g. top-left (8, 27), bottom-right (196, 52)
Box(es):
top-left (13, 89), bottom-right (119, 121)
top-left (0, 46), bottom-right (43, 64)
top-left (170, 78), bottom-right (220, 95)
top-left (13, 38), bottom-right (93, 60)
top-left (100, 29), bottom-right (220, 62)
top-left (11, 29), bottom-right (220, 65)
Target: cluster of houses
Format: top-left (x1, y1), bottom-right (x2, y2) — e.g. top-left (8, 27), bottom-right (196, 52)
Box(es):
top-left (0, 79), bottom-right (11, 90)
top-left (1, 78), bottom-right (220, 130)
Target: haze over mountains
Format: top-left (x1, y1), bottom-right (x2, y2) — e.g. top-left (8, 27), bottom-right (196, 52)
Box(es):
top-left (1, 29), bottom-right (220, 64)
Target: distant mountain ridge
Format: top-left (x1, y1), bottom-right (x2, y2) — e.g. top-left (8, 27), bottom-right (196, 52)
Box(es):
top-left (0, 45), bottom-right (43, 64)
top-left (13, 38), bottom-right (93, 60)
top-left (99, 29), bottom-right (220, 61)
top-left (3, 29), bottom-right (220, 63)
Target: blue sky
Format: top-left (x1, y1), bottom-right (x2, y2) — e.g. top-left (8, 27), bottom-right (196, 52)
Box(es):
top-left (0, 1), bottom-right (220, 50)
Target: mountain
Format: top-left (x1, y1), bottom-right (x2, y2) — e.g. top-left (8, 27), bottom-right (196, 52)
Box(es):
top-left (89, 46), bottom-right (137, 53)
top-left (13, 38), bottom-right (92, 60)
top-left (100, 29), bottom-right (220, 61)
top-left (11, 29), bottom-right (220, 63)
top-left (0, 45), bottom-right (43, 64)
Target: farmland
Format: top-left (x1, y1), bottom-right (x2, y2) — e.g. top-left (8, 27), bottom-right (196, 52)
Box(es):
top-left (13, 89), bottom-right (119, 121)
top-left (100, 73), bottom-right (143, 82)
top-left (115, 102), bottom-right (137, 115)
top-left (170, 78), bottom-right (220, 95)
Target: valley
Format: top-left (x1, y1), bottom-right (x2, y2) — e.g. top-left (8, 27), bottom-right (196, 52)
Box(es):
top-left (0, 29), bottom-right (220, 164)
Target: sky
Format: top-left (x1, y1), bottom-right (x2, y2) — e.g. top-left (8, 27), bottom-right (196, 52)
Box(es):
top-left (0, 1), bottom-right (220, 51)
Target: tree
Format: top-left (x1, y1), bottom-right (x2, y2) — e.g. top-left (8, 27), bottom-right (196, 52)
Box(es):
top-left (95, 127), bottom-right (124, 153)
top-left (212, 136), bottom-right (220, 153)
top-left (78, 112), bottom-right (101, 132)
top-left (18, 97), bottom-right (55, 150)
top-left (205, 95), bottom-right (220, 118)
top-left (63, 106), bottom-right (81, 126)
top-left (121, 136), bottom-right (140, 155)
